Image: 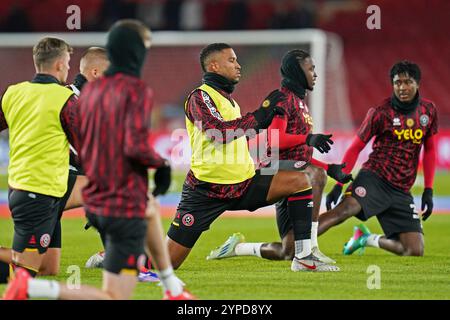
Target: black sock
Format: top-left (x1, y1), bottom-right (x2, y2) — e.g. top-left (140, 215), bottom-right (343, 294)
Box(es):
top-left (99, 232), bottom-right (107, 249)
top-left (287, 188), bottom-right (313, 240)
top-left (0, 261), bottom-right (10, 283)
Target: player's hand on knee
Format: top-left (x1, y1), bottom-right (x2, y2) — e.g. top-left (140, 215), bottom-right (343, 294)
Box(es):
top-left (152, 161), bottom-right (171, 196)
top-left (327, 163), bottom-right (353, 184)
top-left (421, 188), bottom-right (433, 221)
top-left (306, 133), bottom-right (334, 153)
top-left (326, 184), bottom-right (343, 210)
top-left (253, 90), bottom-right (286, 129)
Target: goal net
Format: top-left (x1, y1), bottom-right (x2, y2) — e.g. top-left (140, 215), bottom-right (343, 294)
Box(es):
top-left (0, 30), bottom-right (352, 172)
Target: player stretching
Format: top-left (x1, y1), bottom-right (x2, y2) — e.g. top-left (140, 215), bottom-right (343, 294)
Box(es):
top-left (0, 47), bottom-right (109, 277)
top-left (167, 43), bottom-right (339, 272)
top-left (0, 37), bottom-right (78, 284)
top-left (320, 61), bottom-right (437, 256)
top-left (206, 49), bottom-right (352, 264)
top-left (3, 20), bottom-right (193, 300)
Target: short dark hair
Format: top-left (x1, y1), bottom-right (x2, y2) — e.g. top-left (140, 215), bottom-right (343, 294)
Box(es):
top-left (199, 43), bottom-right (232, 72)
top-left (390, 60), bottom-right (421, 83)
top-left (33, 37), bottom-right (73, 69)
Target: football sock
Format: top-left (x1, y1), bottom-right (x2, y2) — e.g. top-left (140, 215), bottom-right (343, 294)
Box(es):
top-left (0, 261), bottom-right (9, 283)
top-left (99, 232), bottom-right (107, 249)
top-left (287, 188), bottom-right (313, 258)
top-left (366, 234), bottom-right (381, 248)
top-left (159, 266), bottom-right (183, 296)
top-left (235, 243), bottom-right (263, 257)
top-left (28, 279), bottom-right (60, 299)
top-left (311, 221), bottom-right (319, 248)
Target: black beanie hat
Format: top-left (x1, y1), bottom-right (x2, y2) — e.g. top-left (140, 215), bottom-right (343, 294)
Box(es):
top-left (280, 49), bottom-right (311, 99)
top-left (104, 23), bottom-right (147, 78)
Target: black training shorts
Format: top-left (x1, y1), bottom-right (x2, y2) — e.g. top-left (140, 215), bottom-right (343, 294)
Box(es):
top-left (167, 169), bottom-right (274, 248)
top-left (346, 169), bottom-right (422, 239)
top-left (8, 189), bottom-right (61, 254)
top-left (86, 212), bottom-right (147, 275)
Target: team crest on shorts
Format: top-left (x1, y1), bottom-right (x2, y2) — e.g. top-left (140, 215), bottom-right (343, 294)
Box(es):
top-left (294, 161), bottom-right (307, 169)
top-left (182, 214), bottom-right (195, 227)
top-left (355, 186), bottom-right (367, 198)
top-left (420, 114), bottom-right (429, 126)
top-left (40, 234), bottom-right (51, 248)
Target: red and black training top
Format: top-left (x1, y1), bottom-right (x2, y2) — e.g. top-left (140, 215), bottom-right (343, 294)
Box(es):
top-left (343, 97), bottom-right (438, 192)
top-left (265, 86), bottom-right (330, 170)
top-left (77, 73), bottom-right (165, 218)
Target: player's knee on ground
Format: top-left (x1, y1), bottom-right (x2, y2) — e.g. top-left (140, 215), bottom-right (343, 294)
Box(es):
top-left (38, 252), bottom-right (60, 276)
top-left (280, 232), bottom-right (295, 260)
top-left (281, 245), bottom-right (294, 260)
top-left (38, 264), bottom-right (59, 276)
top-left (402, 243), bottom-right (424, 256)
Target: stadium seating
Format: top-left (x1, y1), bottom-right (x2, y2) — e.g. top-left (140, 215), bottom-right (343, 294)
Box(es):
top-left (319, 0), bottom-right (450, 126)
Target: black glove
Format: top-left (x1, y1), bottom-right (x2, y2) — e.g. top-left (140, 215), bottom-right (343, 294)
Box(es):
top-left (327, 163), bottom-right (353, 184)
top-left (326, 184), bottom-right (343, 210)
top-left (306, 133), bottom-right (334, 153)
top-left (252, 90), bottom-right (286, 130)
top-left (421, 188), bottom-right (433, 221)
top-left (152, 161), bottom-right (171, 196)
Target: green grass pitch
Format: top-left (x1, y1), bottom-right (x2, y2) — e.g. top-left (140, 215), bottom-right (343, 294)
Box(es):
top-left (1, 215), bottom-right (449, 300)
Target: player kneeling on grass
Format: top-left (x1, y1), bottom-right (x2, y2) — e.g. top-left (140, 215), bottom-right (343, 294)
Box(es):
top-left (2, 19), bottom-right (194, 300)
top-left (0, 47), bottom-right (110, 278)
top-left (0, 36), bottom-right (81, 285)
top-left (318, 61), bottom-right (438, 256)
top-left (206, 50), bottom-right (352, 264)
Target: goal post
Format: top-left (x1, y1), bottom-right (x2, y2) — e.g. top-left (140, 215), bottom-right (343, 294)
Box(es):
top-left (0, 29), bottom-right (351, 172)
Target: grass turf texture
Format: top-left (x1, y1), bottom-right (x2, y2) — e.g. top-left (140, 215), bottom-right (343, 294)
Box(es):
top-left (1, 170), bottom-right (450, 195)
top-left (1, 215), bottom-right (449, 300)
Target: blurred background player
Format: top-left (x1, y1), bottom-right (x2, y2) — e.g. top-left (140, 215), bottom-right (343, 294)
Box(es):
top-left (166, 43), bottom-right (339, 272)
top-left (206, 49), bottom-right (352, 264)
top-left (0, 37), bottom-right (79, 284)
top-left (3, 19), bottom-right (193, 300)
top-left (49, 47), bottom-right (110, 275)
top-left (320, 61), bottom-right (438, 256)
top-left (0, 47), bottom-right (110, 277)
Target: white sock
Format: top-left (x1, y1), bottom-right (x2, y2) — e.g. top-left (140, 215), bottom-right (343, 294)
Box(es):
top-left (28, 279), bottom-right (60, 299)
top-left (366, 234), bottom-right (381, 248)
top-left (235, 243), bottom-right (263, 257)
top-left (295, 239), bottom-right (312, 258)
top-left (311, 222), bottom-right (319, 248)
top-left (158, 267), bottom-right (183, 296)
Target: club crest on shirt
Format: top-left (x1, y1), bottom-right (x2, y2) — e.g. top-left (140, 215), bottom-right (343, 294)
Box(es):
top-left (298, 100), bottom-right (304, 109)
top-left (393, 118), bottom-right (401, 126)
top-left (355, 186), bottom-right (367, 198)
top-left (406, 118), bottom-right (414, 127)
top-left (420, 114), bottom-right (429, 126)
top-left (182, 213), bottom-right (195, 227)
